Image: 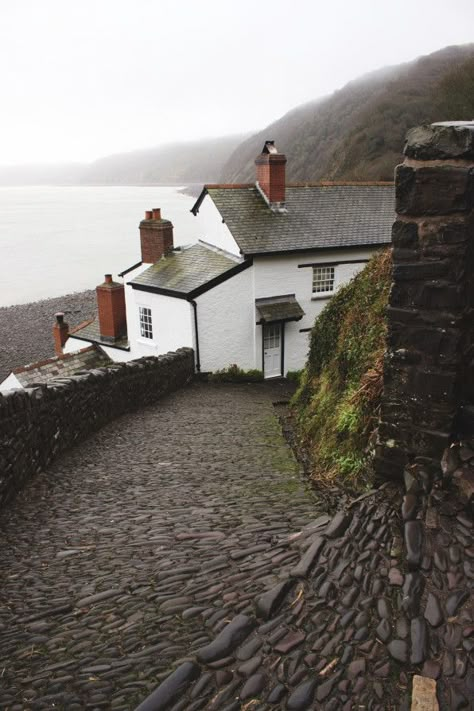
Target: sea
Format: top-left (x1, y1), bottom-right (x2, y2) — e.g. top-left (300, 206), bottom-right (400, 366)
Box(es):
top-left (0, 185), bottom-right (215, 307)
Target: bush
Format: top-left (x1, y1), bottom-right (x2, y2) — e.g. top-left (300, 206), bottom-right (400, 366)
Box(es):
top-left (286, 370), bottom-right (303, 385)
top-left (210, 364), bottom-right (264, 382)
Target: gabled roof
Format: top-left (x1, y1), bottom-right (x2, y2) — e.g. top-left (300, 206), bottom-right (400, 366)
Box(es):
top-left (192, 183), bottom-right (394, 256)
top-left (10, 346), bottom-right (110, 387)
top-left (128, 241), bottom-right (251, 298)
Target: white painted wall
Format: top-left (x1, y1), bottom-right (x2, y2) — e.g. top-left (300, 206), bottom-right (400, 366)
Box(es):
top-left (127, 288), bottom-right (193, 359)
top-left (192, 195), bottom-right (241, 256)
top-left (253, 248), bottom-right (378, 373)
top-left (0, 372), bottom-right (22, 392)
top-left (196, 266), bottom-right (254, 372)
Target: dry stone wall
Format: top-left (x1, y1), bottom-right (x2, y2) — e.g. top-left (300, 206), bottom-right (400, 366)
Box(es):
top-left (375, 121), bottom-right (474, 483)
top-left (0, 348), bottom-right (194, 508)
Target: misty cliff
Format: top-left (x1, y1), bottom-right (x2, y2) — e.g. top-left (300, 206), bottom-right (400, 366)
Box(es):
top-left (220, 44), bottom-right (474, 183)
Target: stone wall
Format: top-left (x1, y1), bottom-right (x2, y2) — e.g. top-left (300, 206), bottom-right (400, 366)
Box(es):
top-left (375, 121), bottom-right (474, 483)
top-left (0, 348), bottom-right (194, 509)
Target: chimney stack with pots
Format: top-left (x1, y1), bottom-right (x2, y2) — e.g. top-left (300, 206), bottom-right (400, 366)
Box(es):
top-left (255, 140), bottom-right (287, 210)
top-left (139, 208), bottom-right (174, 264)
top-left (96, 274), bottom-right (127, 342)
top-left (53, 312), bottom-right (69, 355)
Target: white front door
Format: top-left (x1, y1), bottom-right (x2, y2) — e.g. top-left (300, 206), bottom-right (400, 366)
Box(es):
top-left (263, 323), bottom-right (282, 378)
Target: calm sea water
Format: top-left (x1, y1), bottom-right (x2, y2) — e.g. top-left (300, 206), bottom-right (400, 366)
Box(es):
top-left (0, 186), bottom-right (213, 307)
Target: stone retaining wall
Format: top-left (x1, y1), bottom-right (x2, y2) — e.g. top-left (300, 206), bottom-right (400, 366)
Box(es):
top-left (0, 348), bottom-right (194, 509)
top-left (375, 121), bottom-right (474, 482)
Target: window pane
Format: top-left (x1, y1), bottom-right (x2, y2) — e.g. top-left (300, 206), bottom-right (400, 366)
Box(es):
top-left (139, 306), bottom-right (153, 339)
top-left (313, 266), bottom-right (335, 294)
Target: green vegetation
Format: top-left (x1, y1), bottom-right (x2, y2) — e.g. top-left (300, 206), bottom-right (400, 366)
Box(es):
top-left (293, 250), bottom-right (392, 491)
top-left (221, 44), bottom-right (474, 183)
top-left (210, 364), bottom-right (264, 382)
top-left (286, 370), bottom-right (303, 384)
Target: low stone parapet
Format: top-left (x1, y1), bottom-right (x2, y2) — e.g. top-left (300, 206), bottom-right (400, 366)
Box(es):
top-left (0, 348), bottom-right (194, 509)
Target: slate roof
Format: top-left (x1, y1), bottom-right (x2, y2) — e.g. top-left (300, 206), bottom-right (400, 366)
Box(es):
top-left (129, 241), bottom-right (248, 297)
top-left (256, 294), bottom-right (305, 324)
top-left (12, 346), bottom-right (111, 387)
top-left (193, 184), bottom-right (395, 256)
top-left (69, 320), bottom-right (130, 351)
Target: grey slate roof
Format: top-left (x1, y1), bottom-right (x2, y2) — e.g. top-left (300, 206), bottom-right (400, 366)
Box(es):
top-left (12, 346), bottom-right (111, 386)
top-left (256, 294), bottom-right (305, 323)
top-left (129, 241), bottom-right (245, 296)
top-left (69, 320), bottom-right (130, 350)
top-left (195, 184), bottom-right (394, 255)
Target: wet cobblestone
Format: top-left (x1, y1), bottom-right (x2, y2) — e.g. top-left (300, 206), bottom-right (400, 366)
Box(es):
top-left (0, 381), bottom-right (321, 710)
top-left (0, 382), bottom-right (472, 710)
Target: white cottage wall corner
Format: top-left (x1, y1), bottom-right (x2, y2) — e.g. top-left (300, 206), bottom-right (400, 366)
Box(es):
top-left (195, 266), bottom-right (254, 372)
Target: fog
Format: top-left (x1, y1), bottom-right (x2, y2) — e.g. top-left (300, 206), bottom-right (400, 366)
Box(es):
top-left (1, 0), bottom-right (473, 165)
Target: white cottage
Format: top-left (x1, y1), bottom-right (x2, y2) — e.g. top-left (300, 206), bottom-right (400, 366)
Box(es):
top-left (66, 142), bottom-right (394, 378)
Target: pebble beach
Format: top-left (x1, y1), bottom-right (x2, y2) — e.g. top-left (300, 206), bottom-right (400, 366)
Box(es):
top-left (0, 291), bottom-right (97, 382)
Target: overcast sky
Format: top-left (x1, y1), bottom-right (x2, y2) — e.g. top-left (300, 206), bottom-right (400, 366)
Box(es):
top-left (1, 0), bottom-right (473, 166)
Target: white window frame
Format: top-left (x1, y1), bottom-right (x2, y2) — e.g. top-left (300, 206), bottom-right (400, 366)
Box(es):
top-left (139, 306), bottom-right (153, 340)
top-left (312, 265), bottom-right (335, 297)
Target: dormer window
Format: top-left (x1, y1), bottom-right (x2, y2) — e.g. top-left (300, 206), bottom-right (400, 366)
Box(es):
top-left (312, 265), bottom-right (335, 295)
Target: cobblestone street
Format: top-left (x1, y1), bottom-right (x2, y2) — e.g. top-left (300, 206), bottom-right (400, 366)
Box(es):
top-left (0, 381), bottom-right (322, 710)
top-left (0, 381), bottom-right (472, 710)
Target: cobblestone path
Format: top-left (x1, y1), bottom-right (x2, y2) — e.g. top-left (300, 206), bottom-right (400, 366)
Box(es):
top-left (0, 381), bottom-right (323, 710)
top-left (1, 382), bottom-right (472, 711)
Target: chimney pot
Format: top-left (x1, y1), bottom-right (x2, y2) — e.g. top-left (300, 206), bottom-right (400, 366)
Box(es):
top-left (53, 312), bottom-right (69, 355)
top-left (139, 209), bottom-right (174, 263)
top-left (145, 210), bottom-right (153, 220)
top-left (255, 141), bottom-right (287, 207)
top-left (96, 276), bottom-right (127, 342)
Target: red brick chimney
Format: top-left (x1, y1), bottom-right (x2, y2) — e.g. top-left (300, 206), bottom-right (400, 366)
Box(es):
top-left (255, 141), bottom-right (287, 208)
top-left (53, 312), bottom-right (69, 355)
top-left (96, 274), bottom-right (127, 342)
top-left (139, 208), bottom-right (174, 263)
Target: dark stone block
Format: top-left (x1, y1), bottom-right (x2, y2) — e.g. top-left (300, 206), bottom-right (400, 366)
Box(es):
top-left (135, 661), bottom-right (201, 711)
top-left (404, 123), bottom-right (474, 161)
top-left (325, 512), bottom-right (350, 539)
top-left (290, 537), bottom-right (324, 578)
top-left (388, 639), bottom-right (408, 662)
top-left (255, 579), bottom-right (294, 620)
top-left (287, 679), bottom-right (318, 710)
top-left (446, 590), bottom-right (469, 617)
top-left (402, 573), bottom-right (424, 617)
top-left (396, 165), bottom-right (474, 216)
top-left (404, 521), bottom-right (423, 569)
top-left (392, 220), bottom-right (419, 248)
top-left (410, 617), bottom-right (428, 664)
top-left (424, 593), bottom-right (443, 628)
top-left (197, 615), bottom-right (256, 664)
top-left (393, 260), bottom-right (450, 282)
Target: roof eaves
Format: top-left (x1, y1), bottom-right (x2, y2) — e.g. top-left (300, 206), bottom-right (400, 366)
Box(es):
top-left (68, 332), bottom-right (131, 352)
top-left (189, 257), bottom-right (253, 299)
top-left (242, 242), bottom-right (391, 258)
top-left (119, 260), bottom-right (143, 278)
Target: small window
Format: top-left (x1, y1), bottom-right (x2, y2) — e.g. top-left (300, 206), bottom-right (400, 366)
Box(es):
top-left (312, 265), bottom-right (335, 295)
top-left (139, 306), bottom-right (153, 339)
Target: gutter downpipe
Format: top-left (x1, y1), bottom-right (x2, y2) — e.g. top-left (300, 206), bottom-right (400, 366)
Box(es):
top-left (190, 300), bottom-right (201, 372)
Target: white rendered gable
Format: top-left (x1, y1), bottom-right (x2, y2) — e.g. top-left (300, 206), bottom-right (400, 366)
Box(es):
top-left (193, 195), bottom-right (240, 257)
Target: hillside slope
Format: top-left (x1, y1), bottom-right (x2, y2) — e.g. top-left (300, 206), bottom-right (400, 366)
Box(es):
top-left (79, 135), bottom-right (246, 185)
top-left (293, 250), bottom-right (392, 491)
top-left (221, 44), bottom-right (474, 183)
top-left (0, 135), bottom-right (246, 186)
